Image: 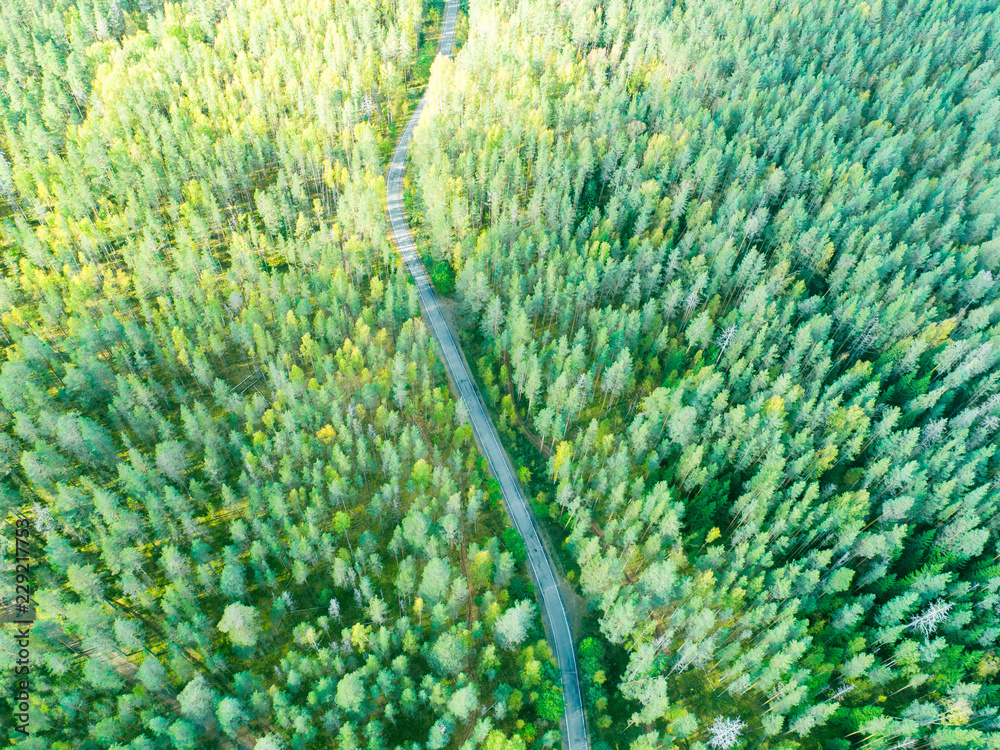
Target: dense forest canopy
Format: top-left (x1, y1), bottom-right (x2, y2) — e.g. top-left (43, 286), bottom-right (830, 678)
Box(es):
top-left (2, 0), bottom-right (999, 749)
top-left (407, 0), bottom-right (1000, 748)
top-left (0, 0), bottom-right (563, 749)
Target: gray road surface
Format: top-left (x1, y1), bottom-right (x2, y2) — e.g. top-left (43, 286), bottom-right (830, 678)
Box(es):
top-left (385, 2), bottom-right (591, 749)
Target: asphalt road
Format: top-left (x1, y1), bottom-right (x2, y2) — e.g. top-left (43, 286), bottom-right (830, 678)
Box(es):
top-left (385, 3), bottom-right (590, 749)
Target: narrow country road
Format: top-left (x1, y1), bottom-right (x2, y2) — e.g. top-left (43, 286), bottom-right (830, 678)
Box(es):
top-left (385, 2), bottom-right (590, 749)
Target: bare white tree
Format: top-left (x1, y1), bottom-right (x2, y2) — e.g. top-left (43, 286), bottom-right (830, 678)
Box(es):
top-left (707, 715), bottom-right (747, 749)
top-left (684, 287), bottom-right (701, 318)
top-left (831, 683), bottom-right (855, 701)
top-left (907, 599), bottom-right (954, 639)
top-left (920, 418), bottom-right (947, 449)
top-left (361, 92), bottom-right (377, 118)
top-left (715, 323), bottom-right (737, 364)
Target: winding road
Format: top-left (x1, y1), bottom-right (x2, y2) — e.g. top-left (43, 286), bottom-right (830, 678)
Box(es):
top-left (385, 2), bottom-right (590, 749)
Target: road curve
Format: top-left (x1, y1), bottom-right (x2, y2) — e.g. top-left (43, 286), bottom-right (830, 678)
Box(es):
top-left (385, 3), bottom-right (590, 750)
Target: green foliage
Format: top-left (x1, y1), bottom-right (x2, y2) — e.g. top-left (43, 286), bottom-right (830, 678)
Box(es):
top-left (431, 260), bottom-right (456, 296)
top-left (0, 0), bottom-right (570, 747)
top-left (503, 526), bottom-right (528, 566)
top-left (536, 684), bottom-right (565, 723)
top-left (407, 0), bottom-right (1000, 746)
top-left (4, 0), bottom-right (1000, 747)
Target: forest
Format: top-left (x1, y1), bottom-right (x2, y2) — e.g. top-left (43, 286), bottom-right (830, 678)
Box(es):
top-left (2, 0), bottom-right (999, 749)
top-left (405, 0), bottom-right (1000, 748)
top-left (0, 0), bottom-right (566, 749)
